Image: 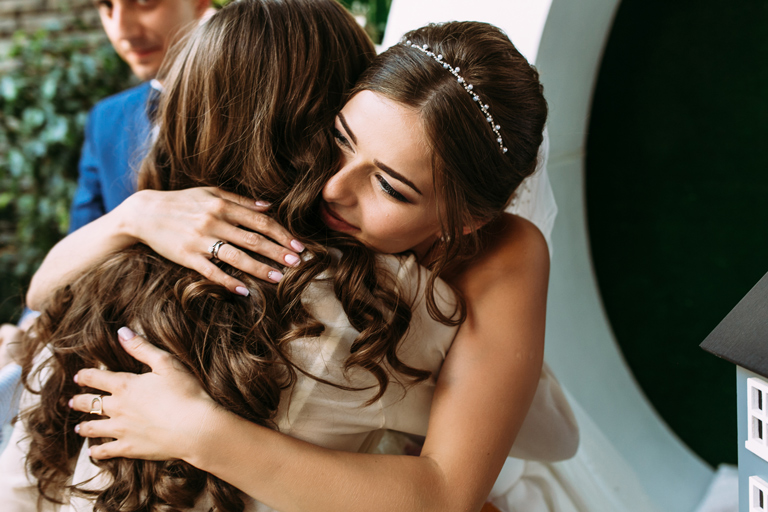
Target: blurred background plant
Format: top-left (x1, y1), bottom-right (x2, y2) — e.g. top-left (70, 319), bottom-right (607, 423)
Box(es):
top-left (0, 0), bottom-right (391, 324)
top-left (337, 0), bottom-right (392, 44)
top-left (0, 22), bottom-right (133, 323)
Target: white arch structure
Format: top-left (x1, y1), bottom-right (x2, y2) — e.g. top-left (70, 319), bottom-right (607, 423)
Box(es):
top-left (382, 2), bottom-right (713, 511)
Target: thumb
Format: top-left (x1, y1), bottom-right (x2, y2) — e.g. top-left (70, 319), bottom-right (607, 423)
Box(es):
top-left (117, 327), bottom-right (167, 370)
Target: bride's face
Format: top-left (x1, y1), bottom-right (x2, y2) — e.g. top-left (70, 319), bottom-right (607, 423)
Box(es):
top-left (320, 91), bottom-right (443, 258)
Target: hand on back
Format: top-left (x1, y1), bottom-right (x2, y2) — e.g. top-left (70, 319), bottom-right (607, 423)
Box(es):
top-left (121, 187), bottom-right (306, 294)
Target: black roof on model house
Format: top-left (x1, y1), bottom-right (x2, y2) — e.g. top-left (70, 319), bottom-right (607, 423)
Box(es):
top-left (701, 271), bottom-right (768, 379)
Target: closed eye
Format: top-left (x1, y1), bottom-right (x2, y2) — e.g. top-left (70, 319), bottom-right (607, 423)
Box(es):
top-left (332, 128), bottom-right (352, 150)
top-left (376, 175), bottom-right (410, 203)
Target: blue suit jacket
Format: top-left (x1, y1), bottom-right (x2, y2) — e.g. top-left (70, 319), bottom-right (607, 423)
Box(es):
top-left (69, 82), bottom-right (154, 233)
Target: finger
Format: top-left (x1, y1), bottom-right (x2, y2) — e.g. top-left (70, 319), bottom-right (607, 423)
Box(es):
top-left (70, 393), bottom-right (112, 416)
top-left (221, 202), bottom-right (305, 254)
top-left (115, 327), bottom-right (175, 371)
top-left (195, 257), bottom-right (252, 295)
top-left (0, 324), bottom-right (21, 345)
top-left (74, 368), bottom-right (121, 394)
top-left (213, 241), bottom-right (285, 284)
top-left (88, 439), bottom-right (123, 460)
top-left (218, 226), bottom-right (302, 269)
top-left (208, 187), bottom-right (270, 213)
top-left (76, 418), bottom-right (118, 439)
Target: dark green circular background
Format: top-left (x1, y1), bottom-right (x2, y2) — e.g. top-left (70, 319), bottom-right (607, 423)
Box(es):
top-left (586, 1), bottom-right (768, 466)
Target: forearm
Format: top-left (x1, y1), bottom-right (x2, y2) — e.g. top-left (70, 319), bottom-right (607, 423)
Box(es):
top-left (190, 407), bottom-right (461, 512)
top-left (26, 196), bottom-right (138, 309)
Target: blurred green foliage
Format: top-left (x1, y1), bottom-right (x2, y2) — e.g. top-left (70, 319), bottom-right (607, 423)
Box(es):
top-left (338, 0), bottom-right (392, 43)
top-left (213, 0), bottom-right (391, 43)
top-left (0, 28), bottom-right (133, 321)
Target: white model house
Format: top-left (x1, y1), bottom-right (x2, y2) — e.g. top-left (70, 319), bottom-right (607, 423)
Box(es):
top-left (701, 272), bottom-right (768, 512)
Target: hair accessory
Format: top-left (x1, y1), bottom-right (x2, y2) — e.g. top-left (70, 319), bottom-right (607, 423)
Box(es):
top-left (208, 240), bottom-right (227, 260)
top-left (89, 395), bottom-right (104, 416)
top-left (404, 40), bottom-right (507, 154)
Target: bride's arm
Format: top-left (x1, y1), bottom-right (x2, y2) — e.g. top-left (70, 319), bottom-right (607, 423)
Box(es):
top-left (26, 187), bottom-right (304, 310)
top-left (71, 214), bottom-right (548, 512)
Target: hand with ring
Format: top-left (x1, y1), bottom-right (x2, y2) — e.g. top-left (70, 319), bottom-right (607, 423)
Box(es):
top-left (27, 187), bottom-right (307, 310)
top-left (89, 395), bottom-right (104, 416)
top-left (118, 187), bottom-right (306, 292)
top-left (69, 327), bottom-right (218, 461)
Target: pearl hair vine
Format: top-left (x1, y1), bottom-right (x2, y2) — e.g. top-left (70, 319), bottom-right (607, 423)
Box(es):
top-left (404, 40), bottom-right (508, 154)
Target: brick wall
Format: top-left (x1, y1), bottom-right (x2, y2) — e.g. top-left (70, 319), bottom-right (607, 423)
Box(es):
top-left (0, 0), bottom-right (104, 59)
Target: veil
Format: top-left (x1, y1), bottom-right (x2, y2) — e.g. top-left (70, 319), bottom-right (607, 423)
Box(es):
top-left (505, 128), bottom-right (557, 257)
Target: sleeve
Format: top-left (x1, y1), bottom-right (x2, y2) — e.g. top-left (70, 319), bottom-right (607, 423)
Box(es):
top-left (68, 109), bottom-right (105, 233)
top-left (0, 363), bottom-right (22, 441)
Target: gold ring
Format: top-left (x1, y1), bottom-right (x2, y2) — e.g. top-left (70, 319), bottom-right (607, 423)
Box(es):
top-left (89, 395), bottom-right (103, 415)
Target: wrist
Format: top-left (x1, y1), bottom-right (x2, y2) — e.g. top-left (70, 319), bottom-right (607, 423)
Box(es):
top-left (112, 191), bottom-right (149, 243)
top-left (184, 401), bottom-right (267, 473)
top-left (182, 398), bottom-right (230, 469)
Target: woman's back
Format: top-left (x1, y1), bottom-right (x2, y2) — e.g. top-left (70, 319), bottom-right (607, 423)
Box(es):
top-left (26, 250), bottom-right (458, 512)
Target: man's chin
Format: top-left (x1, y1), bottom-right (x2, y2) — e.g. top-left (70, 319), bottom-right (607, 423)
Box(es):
top-left (129, 64), bottom-right (160, 82)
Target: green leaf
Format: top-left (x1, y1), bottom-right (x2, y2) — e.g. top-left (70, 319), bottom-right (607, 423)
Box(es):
top-left (41, 73), bottom-right (59, 100)
top-left (0, 192), bottom-right (13, 208)
top-left (1, 76), bottom-right (18, 101)
top-left (42, 116), bottom-right (69, 143)
top-left (8, 149), bottom-right (25, 177)
top-left (22, 108), bottom-right (46, 129)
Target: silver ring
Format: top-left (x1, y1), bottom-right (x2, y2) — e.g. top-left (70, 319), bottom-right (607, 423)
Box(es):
top-left (208, 240), bottom-right (227, 260)
top-left (89, 395), bottom-right (104, 415)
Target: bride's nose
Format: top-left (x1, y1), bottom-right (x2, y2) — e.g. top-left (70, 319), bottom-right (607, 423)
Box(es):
top-left (322, 159), bottom-right (361, 205)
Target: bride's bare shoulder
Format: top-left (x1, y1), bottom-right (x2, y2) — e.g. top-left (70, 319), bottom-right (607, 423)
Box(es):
top-left (449, 212), bottom-right (549, 297)
top-left (479, 213), bottom-right (548, 272)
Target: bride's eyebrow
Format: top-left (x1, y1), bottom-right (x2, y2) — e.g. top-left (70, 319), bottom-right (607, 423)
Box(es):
top-left (337, 113), bottom-right (357, 144)
top-left (338, 111), bottom-right (422, 196)
top-left (374, 160), bottom-right (423, 196)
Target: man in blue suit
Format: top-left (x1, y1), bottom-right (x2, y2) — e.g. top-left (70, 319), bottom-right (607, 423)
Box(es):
top-left (69, 0), bottom-right (211, 232)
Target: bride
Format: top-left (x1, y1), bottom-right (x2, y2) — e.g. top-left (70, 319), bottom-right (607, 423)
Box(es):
top-left (8, 2), bottom-right (575, 511)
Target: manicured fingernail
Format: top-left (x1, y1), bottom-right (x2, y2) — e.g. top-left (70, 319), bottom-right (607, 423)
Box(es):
top-left (68, 398), bottom-right (74, 408)
top-left (235, 286), bottom-right (250, 297)
top-left (117, 326), bottom-right (136, 342)
top-left (285, 254), bottom-right (300, 266)
top-left (290, 240), bottom-right (305, 252)
top-left (87, 448), bottom-right (91, 457)
top-left (74, 424), bottom-right (80, 434)
top-left (267, 270), bottom-right (283, 283)
top-left (73, 374), bottom-right (78, 384)
top-left (255, 200), bottom-right (270, 208)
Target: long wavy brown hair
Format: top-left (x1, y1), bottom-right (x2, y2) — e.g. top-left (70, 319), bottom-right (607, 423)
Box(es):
top-left (20, 1), bottom-right (431, 511)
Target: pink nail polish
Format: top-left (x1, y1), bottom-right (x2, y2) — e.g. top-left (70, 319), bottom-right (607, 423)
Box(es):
top-left (117, 326), bottom-right (136, 342)
top-left (87, 448), bottom-right (91, 457)
top-left (267, 270), bottom-right (283, 283)
top-left (68, 398), bottom-right (74, 408)
top-left (290, 240), bottom-right (305, 252)
top-left (74, 424), bottom-right (80, 434)
top-left (255, 200), bottom-right (270, 208)
top-left (235, 286), bottom-right (250, 297)
top-left (73, 374), bottom-right (78, 384)
top-left (285, 254), bottom-right (301, 266)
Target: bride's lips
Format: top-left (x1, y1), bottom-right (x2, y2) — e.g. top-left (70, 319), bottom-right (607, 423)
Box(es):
top-left (320, 202), bottom-right (358, 232)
